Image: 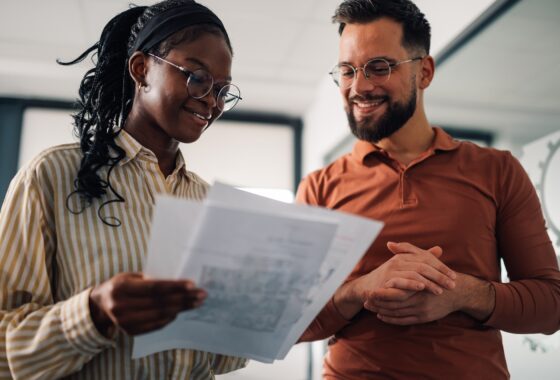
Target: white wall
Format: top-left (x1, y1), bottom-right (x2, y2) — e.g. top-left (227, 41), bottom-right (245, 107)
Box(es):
top-left (502, 125), bottom-right (560, 378)
top-left (18, 108), bottom-right (77, 168)
top-left (302, 77), bottom-right (348, 175)
top-left (19, 108), bottom-right (294, 193)
top-left (179, 122), bottom-right (294, 190)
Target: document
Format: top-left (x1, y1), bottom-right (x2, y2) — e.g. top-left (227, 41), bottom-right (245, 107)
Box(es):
top-left (133, 182), bottom-right (384, 362)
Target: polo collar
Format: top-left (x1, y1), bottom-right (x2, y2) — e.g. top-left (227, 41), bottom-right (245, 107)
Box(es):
top-left (352, 127), bottom-right (460, 164)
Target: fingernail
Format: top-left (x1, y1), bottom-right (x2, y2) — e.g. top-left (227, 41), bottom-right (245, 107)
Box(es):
top-left (436, 288), bottom-right (443, 295)
top-left (450, 272), bottom-right (457, 279)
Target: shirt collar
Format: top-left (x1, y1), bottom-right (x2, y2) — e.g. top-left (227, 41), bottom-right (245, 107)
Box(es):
top-left (351, 126), bottom-right (460, 163)
top-left (115, 128), bottom-right (143, 165)
top-left (114, 129), bottom-right (188, 176)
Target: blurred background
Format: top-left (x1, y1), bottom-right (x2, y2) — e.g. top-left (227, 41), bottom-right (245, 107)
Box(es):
top-left (1, 0), bottom-right (559, 378)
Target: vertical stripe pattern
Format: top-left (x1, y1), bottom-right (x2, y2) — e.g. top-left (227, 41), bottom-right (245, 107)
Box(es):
top-left (0, 130), bottom-right (247, 379)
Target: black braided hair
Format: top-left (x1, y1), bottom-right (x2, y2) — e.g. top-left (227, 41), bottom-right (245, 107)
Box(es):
top-left (130, 1), bottom-right (232, 58)
top-left (57, 0), bottom-right (231, 227)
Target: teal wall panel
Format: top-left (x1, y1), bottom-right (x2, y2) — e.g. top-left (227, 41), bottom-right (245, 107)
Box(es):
top-left (0, 100), bottom-right (24, 204)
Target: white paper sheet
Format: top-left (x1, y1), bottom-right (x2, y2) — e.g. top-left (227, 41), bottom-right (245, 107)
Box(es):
top-left (142, 196), bottom-right (202, 278)
top-left (133, 182), bottom-right (384, 362)
top-left (205, 183), bottom-right (385, 359)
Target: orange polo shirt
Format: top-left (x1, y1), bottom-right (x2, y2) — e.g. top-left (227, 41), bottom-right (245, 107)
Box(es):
top-left (297, 127), bottom-right (560, 379)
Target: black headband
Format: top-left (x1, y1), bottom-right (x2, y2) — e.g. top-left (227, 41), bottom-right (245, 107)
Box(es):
top-left (128, 2), bottom-right (228, 56)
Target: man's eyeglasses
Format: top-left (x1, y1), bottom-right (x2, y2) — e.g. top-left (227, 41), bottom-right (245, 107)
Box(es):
top-left (330, 57), bottom-right (424, 89)
top-left (148, 53), bottom-right (242, 112)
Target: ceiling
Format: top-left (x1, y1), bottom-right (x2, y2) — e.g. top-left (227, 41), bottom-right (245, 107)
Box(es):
top-left (0, 0), bottom-right (492, 117)
top-left (2, 0), bottom-right (557, 146)
top-left (426, 0), bottom-right (560, 146)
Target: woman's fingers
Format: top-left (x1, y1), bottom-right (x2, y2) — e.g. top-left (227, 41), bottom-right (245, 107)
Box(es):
top-left (117, 276), bottom-right (198, 297)
top-left (91, 273), bottom-right (207, 336)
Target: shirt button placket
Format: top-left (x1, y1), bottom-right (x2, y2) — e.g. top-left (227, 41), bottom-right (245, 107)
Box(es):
top-left (402, 170), bottom-right (418, 207)
top-left (399, 170), bottom-right (406, 208)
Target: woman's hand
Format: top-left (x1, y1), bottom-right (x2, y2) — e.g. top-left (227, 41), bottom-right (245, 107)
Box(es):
top-left (89, 272), bottom-right (206, 337)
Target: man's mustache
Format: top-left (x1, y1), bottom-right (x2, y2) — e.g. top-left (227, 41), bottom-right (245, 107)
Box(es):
top-left (349, 93), bottom-right (389, 103)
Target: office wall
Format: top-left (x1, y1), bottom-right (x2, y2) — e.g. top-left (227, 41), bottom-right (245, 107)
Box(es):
top-left (302, 77), bottom-right (347, 175)
top-left (18, 108), bottom-right (295, 194)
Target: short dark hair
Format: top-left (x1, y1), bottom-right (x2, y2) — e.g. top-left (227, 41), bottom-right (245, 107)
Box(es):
top-left (333, 0), bottom-right (431, 55)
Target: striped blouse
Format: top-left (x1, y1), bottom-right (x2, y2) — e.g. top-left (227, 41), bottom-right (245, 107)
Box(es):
top-left (0, 129), bottom-right (247, 379)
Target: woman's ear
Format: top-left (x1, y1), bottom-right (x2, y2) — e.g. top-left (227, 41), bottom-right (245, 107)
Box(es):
top-left (418, 55), bottom-right (435, 90)
top-left (129, 51), bottom-right (148, 89)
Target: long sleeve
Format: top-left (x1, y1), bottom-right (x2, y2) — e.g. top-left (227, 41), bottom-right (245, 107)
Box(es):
top-left (298, 297), bottom-right (352, 342)
top-left (296, 175), bottom-right (352, 342)
top-left (1, 138), bottom-right (248, 379)
top-left (211, 354), bottom-right (248, 374)
top-left (484, 153), bottom-right (560, 333)
top-left (0, 167), bottom-right (114, 379)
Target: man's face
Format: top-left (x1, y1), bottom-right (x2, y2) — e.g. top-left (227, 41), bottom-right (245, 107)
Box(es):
top-left (338, 18), bottom-right (421, 143)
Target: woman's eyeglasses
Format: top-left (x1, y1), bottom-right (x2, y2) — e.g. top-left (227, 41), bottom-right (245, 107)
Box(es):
top-left (148, 53), bottom-right (241, 112)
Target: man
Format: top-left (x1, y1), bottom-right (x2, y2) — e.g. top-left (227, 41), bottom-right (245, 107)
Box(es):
top-left (297, 0), bottom-right (560, 378)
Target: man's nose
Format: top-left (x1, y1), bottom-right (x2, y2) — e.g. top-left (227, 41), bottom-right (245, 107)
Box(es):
top-left (351, 68), bottom-right (376, 95)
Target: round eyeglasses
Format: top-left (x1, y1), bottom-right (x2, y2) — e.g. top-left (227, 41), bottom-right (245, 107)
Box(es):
top-left (330, 57), bottom-right (424, 89)
top-left (148, 53), bottom-right (242, 112)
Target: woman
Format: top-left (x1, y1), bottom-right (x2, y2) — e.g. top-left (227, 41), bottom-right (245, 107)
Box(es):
top-left (0, 0), bottom-right (245, 378)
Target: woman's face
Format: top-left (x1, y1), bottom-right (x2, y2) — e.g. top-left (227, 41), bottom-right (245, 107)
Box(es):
top-left (135, 33), bottom-right (233, 144)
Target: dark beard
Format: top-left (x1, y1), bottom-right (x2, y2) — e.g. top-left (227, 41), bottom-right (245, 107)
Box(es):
top-left (347, 85), bottom-right (417, 143)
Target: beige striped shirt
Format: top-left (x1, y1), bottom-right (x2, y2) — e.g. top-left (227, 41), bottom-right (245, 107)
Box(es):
top-left (0, 130), bottom-right (248, 379)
